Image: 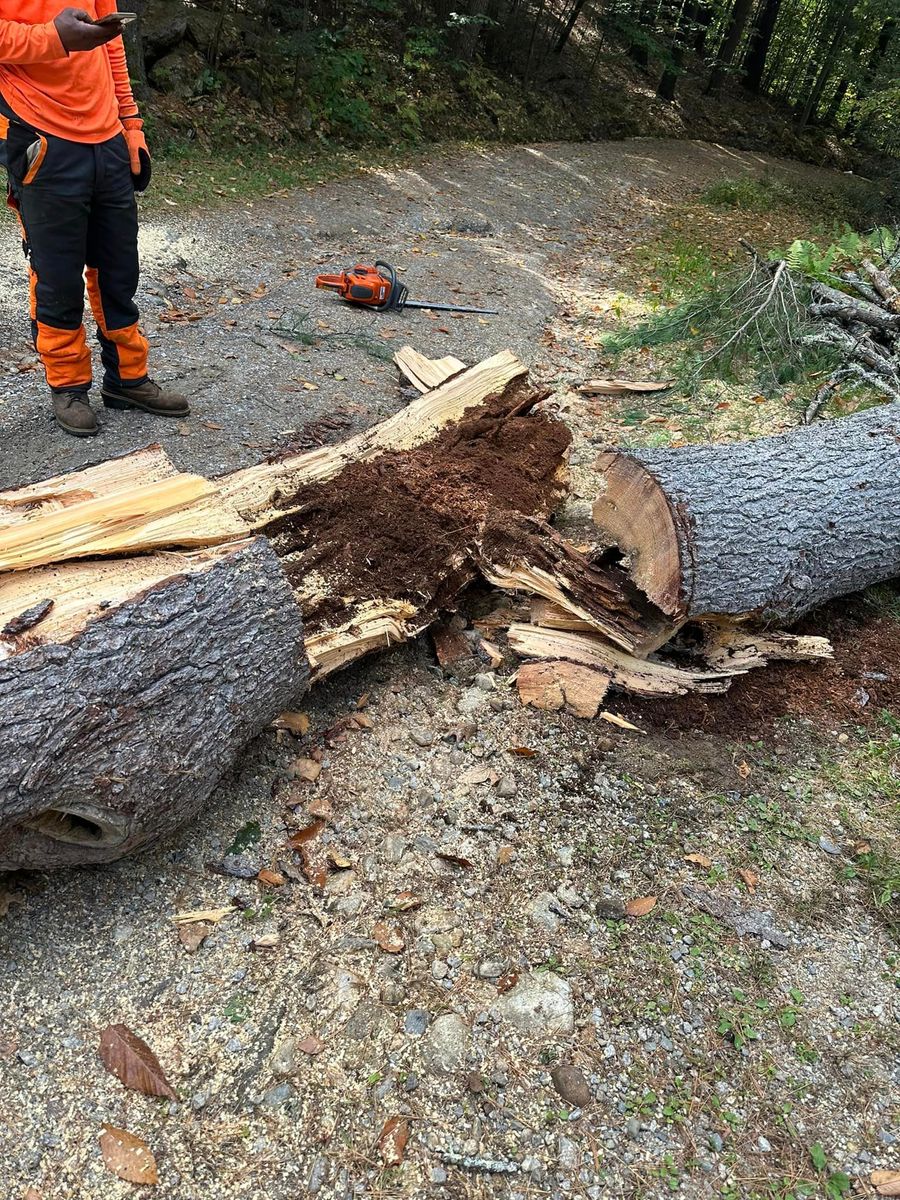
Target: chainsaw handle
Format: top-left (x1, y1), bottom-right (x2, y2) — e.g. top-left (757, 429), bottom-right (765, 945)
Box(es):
top-left (315, 273), bottom-right (346, 292)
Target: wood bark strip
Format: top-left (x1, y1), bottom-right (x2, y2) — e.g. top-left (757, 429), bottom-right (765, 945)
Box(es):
top-left (507, 623), bottom-right (741, 697)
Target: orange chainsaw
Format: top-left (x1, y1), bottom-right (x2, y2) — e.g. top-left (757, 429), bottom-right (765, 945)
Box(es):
top-left (315, 260), bottom-right (498, 315)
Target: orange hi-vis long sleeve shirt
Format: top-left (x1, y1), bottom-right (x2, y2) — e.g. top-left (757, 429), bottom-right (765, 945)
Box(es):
top-left (0, 1), bottom-right (139, 142)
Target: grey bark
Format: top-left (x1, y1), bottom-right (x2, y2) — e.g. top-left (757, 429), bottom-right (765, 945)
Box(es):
top-left (619, 402), bottom-right (900, 621)
top-left (0, 539), bottom-right (307, 872)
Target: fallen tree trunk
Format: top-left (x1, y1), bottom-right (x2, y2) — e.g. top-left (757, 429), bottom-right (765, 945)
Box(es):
top-left (593, 401), bottom-right (900, 623)
top-left (1, 350), bottom-right (896, 871)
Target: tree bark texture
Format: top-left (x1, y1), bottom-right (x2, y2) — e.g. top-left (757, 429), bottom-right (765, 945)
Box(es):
top-left (593, 402), bottom-right (900, 623)
top-left (741, 0), bottom-right (782, 91)
top-left (0, 540), bottom-right (307, 872)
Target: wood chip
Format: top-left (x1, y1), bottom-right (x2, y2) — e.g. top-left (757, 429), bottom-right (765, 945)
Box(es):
top-left (600, 712), bottom-right (643, 732)
top-left (298, 1034), bottom-right (324, 1056)
top-left (578, 378), bottom-right (674, 395)
top-left (275, 710), bottom-right (310, 735)
top-left (171, 906), bottom-right (233, 925)
top-left (289, 757), bottom-right (321, 783)
top-left (684, 853), bottom-right (713, 869)
top-left (99, 1126), bottom-right (159, 1186)
top-left (517, 659), bottom-right (609, 718)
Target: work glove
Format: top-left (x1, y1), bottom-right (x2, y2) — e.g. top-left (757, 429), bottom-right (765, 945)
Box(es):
top-left (122, 117), bottom-right (151, 192)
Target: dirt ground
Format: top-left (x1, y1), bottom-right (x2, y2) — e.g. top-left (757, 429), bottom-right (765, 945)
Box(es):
top-left (0, 140), bottom-right (898, 1200)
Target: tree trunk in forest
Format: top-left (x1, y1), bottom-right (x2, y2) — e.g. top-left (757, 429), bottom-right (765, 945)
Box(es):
top-left (554, 0), bottom-right (589, 52)
top-left (452, 0), bottom-right (489, 62)
top-left (797, 6), bottom-right (849, 128)
top-left (705, 0), bottom-right (754, 95)
top-left (523, 0), bottom-right (547, 83)
top-left (693, 1), bottom-right (715, 53)
top-left (125, 0), bottom-right (150, 102)
top-left (844, 16), bottom-right (895, 133)
top-left (627, 0), bottom-right (655, 67)
top-left (657, 1), bottom-right (696, 101)
top-left (592, 401), bottom-right (900, 623)
top-left (741, 0), bottom-right (782, 92)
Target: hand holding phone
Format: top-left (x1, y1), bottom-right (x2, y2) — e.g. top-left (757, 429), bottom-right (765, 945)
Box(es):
top-left (54, 7), bottom-right (127, 50)
top-left (94, 11), bottom-right (138, 25)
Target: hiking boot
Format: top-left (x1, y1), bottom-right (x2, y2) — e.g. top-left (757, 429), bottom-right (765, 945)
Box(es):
top-left (101, 379), bottom-right (190, 418)
top-left (53, 391), bottom-right (99, 437)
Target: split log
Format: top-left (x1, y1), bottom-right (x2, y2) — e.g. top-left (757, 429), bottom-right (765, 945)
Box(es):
top-left (0, 539), bottom-right (307, 871)
top-left (593, 401), bottom-right (900, 623)
top-left (394, 345), bottom-right (467, 392)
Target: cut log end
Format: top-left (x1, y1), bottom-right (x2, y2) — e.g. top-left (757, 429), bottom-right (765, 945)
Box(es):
top-left (592, 451), bottom-right (684, 619)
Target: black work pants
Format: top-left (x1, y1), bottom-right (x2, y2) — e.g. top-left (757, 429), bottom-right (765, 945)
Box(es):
top-left (1, 111), bottom-right (148, 393)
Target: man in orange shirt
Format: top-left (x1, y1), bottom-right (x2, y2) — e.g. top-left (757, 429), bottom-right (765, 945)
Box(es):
top-left (0, 5), bottom-right (188, 436)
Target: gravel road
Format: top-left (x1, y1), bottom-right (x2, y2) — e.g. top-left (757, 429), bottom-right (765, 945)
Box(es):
top-left (1, 140), bottom-right (896, 1200)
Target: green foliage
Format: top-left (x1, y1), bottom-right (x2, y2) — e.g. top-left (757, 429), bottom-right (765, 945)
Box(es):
top-left (701, 175), bottom-right (798, 211)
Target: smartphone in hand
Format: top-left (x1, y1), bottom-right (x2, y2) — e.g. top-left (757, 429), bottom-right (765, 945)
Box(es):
top-left (94, 12), bottom-right (138, 26)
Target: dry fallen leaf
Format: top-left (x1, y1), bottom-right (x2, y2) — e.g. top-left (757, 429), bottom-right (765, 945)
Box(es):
top-left (508, 745), bottom-right (538, 758)
top-left (275, 711), bottom-right (310, 736)
top-left (177, 921), bottom-right (212, 954)
top-left (625, 896), bottom-right (658, 917)
top-left (497, 845), bottom-right (515, 865)
top-left (290, 757), bottom-right (321, 783)
top-left (289, 819), bottom-right (326, 847)
top-left (372, 921), bottom-right (405, 953)
top-left (496, 970), bottom-right (519, 993)
top-left (436, 851), bottom-right (475, 870)
top-left (378, 1116), bottom-right (410, 1167)
top-left (684, 853), bottom-right (713, 869)
top-left (738, 867), bottom-right (760, 894)
top-left (298, 1034), bottom-right (324, 1056)
top-left (23, 1189), bottom-right (42, 1200)
top-left (257, 869), bottom-right (286, 887)
top-left (99, 1025), bottom-right (178, 1101)
top-left (100, 1126), bottom-right (158, 1186)
top-left (391, 891), bottom-right (423, 912)
top-left (736, 760), bottom-right (752, 779)
top-left (872, 1169), bottom-right (900, 1196)
top-left (250, 933), bottom-right (280, 950)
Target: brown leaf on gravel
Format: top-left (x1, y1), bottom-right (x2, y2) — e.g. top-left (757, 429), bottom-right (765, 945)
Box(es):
top-left (349, 712), bottom-right (374, 730)
top-left (289, 819), bottom-right (326, 847)
top-left (306, 796), bottom-right (333, 819)
top-left (275, 710), bottom-right (309, 735)
top-left (257, 869), bottom-right (286, 887)
top-left (372, 921), bottom-right (405, 953)
top-left (23, 1189), bottom-right (42, 1200)
top-left (496, 970), bottom-right (519, 993)
top-left (391, 891), bottom-right (424, 912)
top-left (872, 1170), bottom-right (900, 1195)
top-left (738, 867), bottom-right (760, 894)
top-left (99, 1025), bottom-right (177, 1101)
top-left (298, 1034), bottom-right (324, 1056)
top-left (290, 757), bottom-right (321, 783)
top-left (436, 851), bottom-right (474, 870)
top-left (327, 849), bottom-right (353, 869)
top-left (508, 745), bottom-right (538, 758)
top-left (497, 845), bottom-right (515, 865)
top-left (853, 839), bottom-right (872, 856)
top-left (736, 760), bottom-right (752, 779)
top-left (297, 844), bottom-right (328, 890)
top-left (684, 853), bottom-right (713, 869)
top-left (378, 1116), bottom-right (410, 1167)
top-left (99, 1125), bottom-right (158, 1186)
top-left (624, 896), bottom-right (657, 917)
top-left (177, 921), bottom-right (212, 954)
top-left (459, 765), bottom-right (494, 786)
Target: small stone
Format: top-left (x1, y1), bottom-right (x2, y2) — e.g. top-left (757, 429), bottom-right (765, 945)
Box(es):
top-left (527, 891), bottom-right (561, 932)
top-left (496, 775), bottom-right (517, 799)
top-left (466, 1070), bottom-right (484, 1093)
top-left (708, 1133), bottom-right (724, 1153)
top-left (225, 1038), bottom-right (242, 1054)
top-left (271, 1037), bottom-right (299, 1077)
top-left (430, 1167), bottom-right (448, 1184)
top-left (420, 1013), bottom-right (470, 1076)
top-left (550, 1065), bottom-right (592, 1109)
top-left (384, 833), bottom-right (407, 862)
top-left (493, 972), bottom-right (574, 1036)
top-left (404, 1072), bottom-right (420, 1092)
top-left (555, 845), bottom-right (575, 867)
top-left (626, 1117), bottom-right (641, 1140)
top-left (818, 835), bottom-right (842, 855)
top-left (262, 1081), bottom-right (295, 1107)
top-left (308, 1155), bottom-right (329, 1195)
top-left (474, 672), bottom-right (495, 691)
top-left (404, 1009), bottom-right (430, 1036)
top-left (410, 728), bottom-right (434, 747)
top-left (558, 1135), bottom-right (580, 1170)
top-left (432, 960), bottom-right (450, 980)
top-left (477, 959), bottom-right (505, 979)
top-left (757, 1136), bottom-right (772, 1152)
